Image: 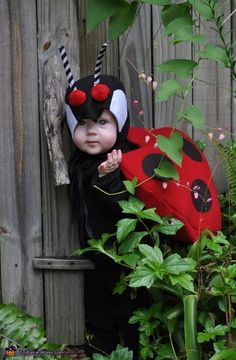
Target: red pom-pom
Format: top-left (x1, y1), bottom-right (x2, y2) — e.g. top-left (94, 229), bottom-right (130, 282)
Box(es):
top-left (91, 84), bottom-right (110, 102)
top-left (67, 89), bottom-right (86, 107)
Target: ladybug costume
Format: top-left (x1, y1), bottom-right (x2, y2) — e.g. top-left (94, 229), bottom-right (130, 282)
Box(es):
top-left (122, 127), bottom-right (222, 243)
top-left (59, 44), bottom-right (221, 357)
top-left (60, 45), bottom-right (146, 358)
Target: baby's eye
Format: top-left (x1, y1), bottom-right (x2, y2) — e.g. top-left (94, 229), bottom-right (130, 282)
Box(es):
top-left (77, 120), bottom-right (86, 126)
top-left (98, 119), bottom-right (107, 125)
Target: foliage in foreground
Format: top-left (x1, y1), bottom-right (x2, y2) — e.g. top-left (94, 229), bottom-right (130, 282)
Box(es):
top-left (0, 303), bottom-right (70, 360)
top-left (75, 193), bottom-right (236, 360)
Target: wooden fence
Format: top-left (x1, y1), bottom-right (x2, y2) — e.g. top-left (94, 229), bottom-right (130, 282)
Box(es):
top-left (0, 0), bottom-right (235, 346)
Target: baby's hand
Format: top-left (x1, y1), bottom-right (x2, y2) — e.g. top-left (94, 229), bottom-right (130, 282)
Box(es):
top-left (98, 149), bottom-right (122, 177)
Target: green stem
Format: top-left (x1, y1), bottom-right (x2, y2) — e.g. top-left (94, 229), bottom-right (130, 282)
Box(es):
top-left (183, 295), bottom-right (200, 360)
top-left (210, 3), bottom-right (236, 79)
top-left (136, 214), bottom-right (154, 241)
top-left (167, 324), bottom-right (178, 360)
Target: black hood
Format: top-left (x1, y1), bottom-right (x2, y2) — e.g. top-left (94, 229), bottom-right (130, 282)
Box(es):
top-left (65, 75), bottom-right (130, 141)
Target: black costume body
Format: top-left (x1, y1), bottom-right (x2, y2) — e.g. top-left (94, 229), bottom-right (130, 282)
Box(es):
top-left (69, 144), bottom-right (145, 358)
top-left (66, 75), bottom-right (146, 358)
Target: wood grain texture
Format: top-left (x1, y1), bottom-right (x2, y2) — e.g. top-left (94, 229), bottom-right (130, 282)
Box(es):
top-left (37, 0), bottom-right (84, 344)
top-left (37, 0), bottom-right (81, 256)
top-left (78, 0), bottom-right (119, 78)
top-left (192, 4), bottom-right (231, 191)
top-left (0, 0), bottom-right (43, 316)
top-left (43, 270), bottom-right (85, 345)
top-left (152, 4), bottom-right (192, 134)
top-left (33, 257), bottom-right (95, 270)
top-left (119, 4), bottom-right (153, 128)
top-left (232, 0), bottom-right (236, 135)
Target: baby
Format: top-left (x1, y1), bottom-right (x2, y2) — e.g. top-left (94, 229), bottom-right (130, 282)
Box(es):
top-left (62, 64), bottom-right (145, 358)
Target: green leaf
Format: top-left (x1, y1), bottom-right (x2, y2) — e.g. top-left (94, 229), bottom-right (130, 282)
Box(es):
top-left (172, 26), bottom-right (205, 45)
top-left (164, 254), bottom-right (196, 275)
top-left (137, 208), bottom-right (163, 223)
top-left (153, 216), bottom-right (184, 235)
top-left (225, 264), bottom-right (236, 279)
top-left (139, 244), bottom-right (164, 264)
top-left (108, 345), bottom-right (134, 360)
top-left (118, 196), bottom-right (145, 214)
top-left (154, 160), bottom-right (179, 181)
top-left (129, 304), bottom-right (162, 325)
top-left (209, 348), bottom-right (236, 360)
top-left (166, 306), bottom-right (182, 320)
top-left (157, 79), bottom-right (190, 101)
top-left (177, 105), bottom-right (204, 130)
top-left (0, 304), bottom-right (23, 322)
top-left (129, 266), bottom-right (156, 288)
top-left (0, 337), bottom-right (9, 348)
top-left (213, 338), bottom-right (227, 353)
top-left (199, 44), bottom-right (229, 67)
top-left (93, 354), bottom-right (107, 360)
top-left (205, 238), bottom-right (223, 254)
top-left (188, 0), bottom-right (213, 20)
top-left (161, 3), bottom-right (191, 30)
top-left (86, 233), bottom-right (114, 251)
top-left (0, 304), bottom-right (64, 353)
top-left (156, 132), bottom-right (183, 166)
top-left (122, 253), bottom-right (140, 267)
top-left (198, 325), bottom-right (229, 343)
top-left (156, 343), bottom-right (177, 360)
top-left (116, 218), bottom-right (138, 242)
top-left (87, 0), bottom-right (121, 33)
top-left (118, 231), bottom-right (148, 254)
top-left (123, 177), bottom-right (137, 195)
top-left (109, 1), bottom-right (138, 40)
top-left (187, 230), bottom-right (208, 260)
top-left (169, 273), bottom-right (195, 293)
top-left (113, 273), bottom-right (128, 295)
top-left (164, 15), bottom-right (194, 36)
top-left (157, 59), bottom-right (198, 79)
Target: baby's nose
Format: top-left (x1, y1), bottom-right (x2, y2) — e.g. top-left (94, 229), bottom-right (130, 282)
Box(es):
top-left (87, 121), bottom-right (98, 133)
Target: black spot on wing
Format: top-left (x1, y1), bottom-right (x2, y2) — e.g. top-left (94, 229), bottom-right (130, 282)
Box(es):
top-left (191, 179), bottom-right (212, 212)
top-left (142, 153), bottom-right (172, 180)
top-left (183, 138), bottom-right (202, 162)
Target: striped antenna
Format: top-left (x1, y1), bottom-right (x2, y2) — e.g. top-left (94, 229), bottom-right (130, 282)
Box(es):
top-left (94, 43), bottom-right (108, 86)
top-left (59, 46), bottom-right (76, 89)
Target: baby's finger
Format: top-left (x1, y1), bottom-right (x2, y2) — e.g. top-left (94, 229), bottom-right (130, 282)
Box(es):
top-left (111, 149), bottom-right (118, 163)
top-left (117, 149), bottom-right (122, 163)
top-left (106, 153), bottom-right (113, 165)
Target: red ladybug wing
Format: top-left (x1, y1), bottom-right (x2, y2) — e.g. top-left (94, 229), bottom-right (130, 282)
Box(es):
top-left (121, 127), bottom-right (222, 243)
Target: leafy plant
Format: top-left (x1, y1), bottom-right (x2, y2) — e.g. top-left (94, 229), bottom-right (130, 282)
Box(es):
top-left (0, 303), bottom-right (70, 360)
top-left (93, 345), bottom-right (133, 360)
top-left (75, 192), bottom-right (236, 360)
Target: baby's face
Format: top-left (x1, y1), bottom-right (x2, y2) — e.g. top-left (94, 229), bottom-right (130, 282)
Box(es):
top-left (73, 110), bottom-right (117, 155)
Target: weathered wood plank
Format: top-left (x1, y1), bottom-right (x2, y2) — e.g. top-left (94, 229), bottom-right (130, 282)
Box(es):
top-left (152, 3), bottom-right (192, 134)
top-left (37, 0), bottom-right (84, 345)
top-left (78, 0), bottom-right (119, 77)
top-left (43, 271), bottom-right (85, 345)
top-left (33, 257), bottom-right (94, 270)
top-left (0, 0), bottom-right (43, 316)
top-left (192, 4), bottom-right (231, 191)
top-left (37, 1), bottom-right (81, 252)
top-left (232, 0), bottom-right (236, 135)
top-left (119, 4), bottom-right (153, 128)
